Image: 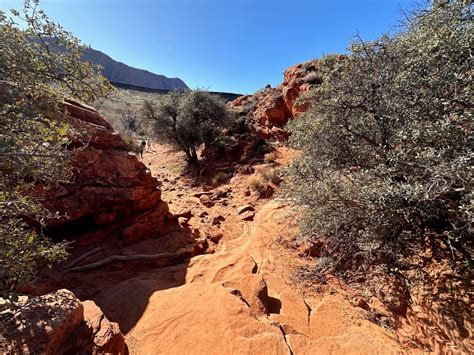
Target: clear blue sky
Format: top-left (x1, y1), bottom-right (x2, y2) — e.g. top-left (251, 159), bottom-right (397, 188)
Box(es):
top-left (1, 0), bottom-right (415, 94)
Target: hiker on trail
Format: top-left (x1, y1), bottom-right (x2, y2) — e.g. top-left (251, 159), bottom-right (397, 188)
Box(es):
top-left (138, 140), bottom-right (146, 158)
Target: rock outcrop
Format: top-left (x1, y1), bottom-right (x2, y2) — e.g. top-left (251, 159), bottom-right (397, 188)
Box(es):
top-left (229, 59), bottom-right (321, 141)
top-left (36, 99), bottom-right (169, 243)
top-left (82, 300), bottom-right (127, 354)
top-left (0, 289), bottom-right (82, 354)
top-left (120, 201), bottom-right (403, 354)
top-left (201, 60), bottom-right (325, 165)
top-left (0, 289), bottom-right (127, 354)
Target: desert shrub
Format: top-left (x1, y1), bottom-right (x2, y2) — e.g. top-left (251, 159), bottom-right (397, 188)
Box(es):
top-left (0, 0), bottom-right (111, 291)
top-left (300, 61), bottom-right (311, 72)
top-left (143, 90), bottom-right (234, 164)
top-left (248, 175), bottom-right (264, 192)
top-left (261, 167), bottom-right (282, 185)
top-left (249, 139), bottom-right (272, 159)
top-left (211, 171), bottom-right (229, 186)
top-left (264, 152), bottom-right (277, 164)
top-left (285, 0), bottom-right (472, 297)
top-left (120, 111), bottom-right (142, 134)
top-left (228, 116), bottom-right (250, 135)
top-left (213, 135), bottom-right (235, 149)
top-left (122, 135), bottom-right (141, 153)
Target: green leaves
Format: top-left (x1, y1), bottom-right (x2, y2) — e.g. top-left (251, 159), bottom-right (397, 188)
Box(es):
top-left (0, 0), bottom-right (111, 291)
top-left (143, 90), bottom-right (234, 164)
top-left (284, 0), bottom-right (472, 300)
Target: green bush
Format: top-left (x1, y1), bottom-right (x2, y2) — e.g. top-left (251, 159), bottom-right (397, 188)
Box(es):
top-left (0, 0), bottom-right (111, 291)
top-left (143, 90), bottom-right (234, 164)
top-left (122, 135), bottom-right (141, 153)
top-left (285, 0), bottom-right (472, 299)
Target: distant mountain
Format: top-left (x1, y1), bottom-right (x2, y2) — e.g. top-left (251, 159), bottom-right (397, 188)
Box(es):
top-left (110, 81), bottom-right (242, 102)
top-left (82, 48), bottom-right (188, 90)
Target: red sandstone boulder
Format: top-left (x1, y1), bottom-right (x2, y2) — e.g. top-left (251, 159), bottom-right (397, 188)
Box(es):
top-left (123, 223), bottom-right (154, 243)
top-left (0, 289), bottom-right (83, 355)
top-left (228, 59), bottom-right (323, 142)
top-left (36, 99), bottom-right (169, 242)
top-left (82, 300), bottom-right (127, 354)
top-left (254, 91), bottom-right (290, 127)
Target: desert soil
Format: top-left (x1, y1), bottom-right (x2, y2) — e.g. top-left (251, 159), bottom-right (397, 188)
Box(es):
top-left (46, 144), bottom-right (408, 354)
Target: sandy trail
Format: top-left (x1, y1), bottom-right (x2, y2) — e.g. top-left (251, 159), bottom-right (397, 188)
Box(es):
top-left (119, 145), bottom-right (403, 354)
top-left (44, 144), bottom-right (405, 354)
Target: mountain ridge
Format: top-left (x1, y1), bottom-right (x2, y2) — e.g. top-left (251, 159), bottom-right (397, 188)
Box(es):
top-left (82, 47), bottom-right (188, 90)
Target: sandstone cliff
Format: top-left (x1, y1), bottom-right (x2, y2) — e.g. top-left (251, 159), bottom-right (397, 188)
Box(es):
top-left (36, 99), bottom-right (169, 244)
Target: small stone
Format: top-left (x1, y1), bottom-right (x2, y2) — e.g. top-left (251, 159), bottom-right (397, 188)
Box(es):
top-left (236, 205), bottom-right (254, 215)
top-left (200, 195), bottom-right (215, 208)
top-left (209, 233), bottom-right (224, 244)
top-left (240, 210), bottom-right (255, 221)
top-left (212, 215), bottom-right (225, 225)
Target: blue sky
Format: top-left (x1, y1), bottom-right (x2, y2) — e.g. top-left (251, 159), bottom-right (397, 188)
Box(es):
top-left (1, 0), bottom-right (415, 94)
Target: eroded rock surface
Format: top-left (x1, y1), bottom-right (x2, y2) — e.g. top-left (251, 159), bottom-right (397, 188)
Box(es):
top-left (37, 99), bottom-right (169, 243)
top-left (121, 201), bottom-right (403, 354)
top-left (0, 289), bottom-right (83, 355)
top-left (229, 59), bottom-right (329, 141)
top-left (82, 300), bottom-right (128, 354)
top-left (0, 289), bottom-right (128, 355)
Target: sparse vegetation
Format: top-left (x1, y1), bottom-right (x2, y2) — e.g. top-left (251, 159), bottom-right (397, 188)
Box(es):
top-left (94, 87), bottom-right (160, 135)
top-left (211, 171), bottom-right (229, 186)
top-left (248, 175), bottom-right (264, 192)
top-left (143, 90), bottom-right (234, 165)
top-left (285, 0), bottom-right (472, 322)
top-left (303, 72), bottom-right (322, 85)
top-left (264, 152), bottom-right (277, 164)
top-left (122, 135), bottom-right (142, 153)
top-left (0, 0), bottom-right (111, 291)
top-left (261, 167), bottom-right (282, 185)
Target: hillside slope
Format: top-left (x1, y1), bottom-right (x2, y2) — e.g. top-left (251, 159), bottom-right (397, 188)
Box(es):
top-left (82, 48), bottom-right (188, 90)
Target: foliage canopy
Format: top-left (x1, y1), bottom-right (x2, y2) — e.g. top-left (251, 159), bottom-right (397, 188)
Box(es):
top-left (285, 0), bottom-right (472, 313)
top-left (143, 90), bottom-right (234, 164)
top-left (0, 0), bottom-right (111, 291)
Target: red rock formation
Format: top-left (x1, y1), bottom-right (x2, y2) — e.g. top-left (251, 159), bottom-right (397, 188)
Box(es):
top-left (229, 59), bottom-right (323, 141)
top-left (82, 300), bottom-right (127, 354)
top-left (0, 289), bottom-right (127, 354)
top-left (0, 289), bottom-right (83, 354)
top-left (36, 99), bottom-right (169, 243)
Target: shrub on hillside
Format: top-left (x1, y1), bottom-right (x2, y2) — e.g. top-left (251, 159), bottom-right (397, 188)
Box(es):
top-left (303, 72), bottom-right (322, 85)
top-left (143, 90), bottom-right (234, 164)
top-left (0, 0), bottom-right (111, 291)
top-left (285, 0), bottom-right (472, 318)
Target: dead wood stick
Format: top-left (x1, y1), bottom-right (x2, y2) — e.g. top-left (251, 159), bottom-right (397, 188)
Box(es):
top-left (64, 243), bottom-right (203, 273)
top-left (65, 246), bottom-right (102, 269)
top-left (64, 252), bottom-right (177, 273)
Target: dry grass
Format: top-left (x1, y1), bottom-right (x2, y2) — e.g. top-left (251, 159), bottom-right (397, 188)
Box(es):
top-left (264, 152), bottom-right (278, 164)
top-left (211, 171), bottom-right (228, 186)
top-left (248, 175), bottom-right (264, 191)
top-left (261, 167), bottom-right (282, 185)
top-left (167, 162), bottom-right (185, 175)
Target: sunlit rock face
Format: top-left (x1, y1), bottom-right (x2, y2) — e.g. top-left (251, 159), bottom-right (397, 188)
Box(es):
top-left (229, 59), bottom-right (324, 141)
top-left (37, 99), bottom-right (169, 243)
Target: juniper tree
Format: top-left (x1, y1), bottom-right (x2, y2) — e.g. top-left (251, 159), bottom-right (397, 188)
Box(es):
top-left (143, 90), bottom-right (234, 164)
top-left (285, 0), bottom-right (472, 288)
